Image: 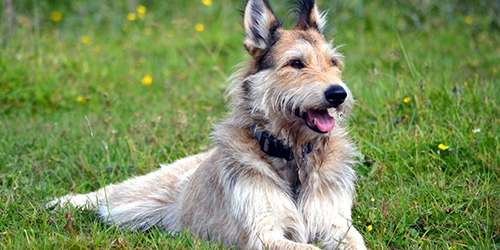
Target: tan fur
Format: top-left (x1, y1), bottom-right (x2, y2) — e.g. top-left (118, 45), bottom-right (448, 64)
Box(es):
top-left (46, 0), bottom-right (366, 249)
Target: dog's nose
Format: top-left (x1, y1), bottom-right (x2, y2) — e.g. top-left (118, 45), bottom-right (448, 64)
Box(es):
top-left (325, 85), bottom-right (347, 107)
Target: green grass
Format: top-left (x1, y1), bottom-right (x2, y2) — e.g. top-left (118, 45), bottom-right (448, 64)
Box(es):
top-left (1, 0), bottom-right (499, 249)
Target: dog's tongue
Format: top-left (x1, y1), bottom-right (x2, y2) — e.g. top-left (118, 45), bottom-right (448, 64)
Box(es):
top-left (307, 109), bottom-right (335, 133)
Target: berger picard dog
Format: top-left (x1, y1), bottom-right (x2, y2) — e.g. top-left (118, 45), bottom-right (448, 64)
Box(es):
top-left (47, 0), bottom-right (366, 249)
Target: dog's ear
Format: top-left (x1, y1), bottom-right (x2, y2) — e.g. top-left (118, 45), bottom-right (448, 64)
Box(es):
top-left (243, 0), bottom-right (281, 58)
top-left (295, 0), bottom-right (326, 33)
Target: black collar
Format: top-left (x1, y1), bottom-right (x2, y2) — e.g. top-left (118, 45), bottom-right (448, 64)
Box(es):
top-left (251, 124), bottom-right (313, 161)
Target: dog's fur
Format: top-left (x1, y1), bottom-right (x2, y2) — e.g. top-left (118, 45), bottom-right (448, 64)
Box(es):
top-left (46, 0), bottom-right (366, 249)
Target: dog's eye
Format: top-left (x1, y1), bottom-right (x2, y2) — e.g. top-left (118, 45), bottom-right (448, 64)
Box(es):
top-left (289, 59), bottom-right (305, 69)
top-left (331, 59), bottom-right (338, 67)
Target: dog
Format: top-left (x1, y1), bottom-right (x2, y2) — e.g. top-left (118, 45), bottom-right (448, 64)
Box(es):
top-left (46, 0), bottom-right (366, 249)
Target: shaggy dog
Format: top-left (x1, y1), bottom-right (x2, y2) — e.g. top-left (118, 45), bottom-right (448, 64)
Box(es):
top-left (47, 0), bottom-right (366, 249)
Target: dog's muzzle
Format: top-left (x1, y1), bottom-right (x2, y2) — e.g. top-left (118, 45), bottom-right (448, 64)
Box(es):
top-left (295, 85), bottom-right (347, 134)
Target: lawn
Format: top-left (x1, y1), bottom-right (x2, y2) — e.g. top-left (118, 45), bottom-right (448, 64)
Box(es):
top-left (1, 0), bottom-right (499, 249)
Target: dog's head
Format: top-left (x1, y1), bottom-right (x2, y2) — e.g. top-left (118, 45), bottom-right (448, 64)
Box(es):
top-left (235, 0), bottom-right (353, 143)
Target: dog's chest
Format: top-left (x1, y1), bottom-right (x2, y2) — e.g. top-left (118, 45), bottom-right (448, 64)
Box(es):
top-left (275, 161), bottom-right (304, 202)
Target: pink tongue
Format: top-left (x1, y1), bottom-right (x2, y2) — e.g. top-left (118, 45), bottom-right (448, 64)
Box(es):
top-left (307, 109), bottom-right (335, 133)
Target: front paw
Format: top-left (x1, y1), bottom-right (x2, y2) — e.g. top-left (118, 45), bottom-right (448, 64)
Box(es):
top-left (345, 238), bottom-right (367, 250)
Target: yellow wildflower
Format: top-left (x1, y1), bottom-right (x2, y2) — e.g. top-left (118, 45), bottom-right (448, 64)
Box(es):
top-left (370, 197), bottom-right (375, 202)
top-left (202, 0), bottom-right (212, 6)
top-left (141, 75), bottom-right (153, 85)
top-left (367, 225), bottom-right (373, 231)
top-left (464, 16), bottom-right (472, 25)
top-left (137, 5), bottom-right (147, 15)
top-left (403, 97), bottom-right (411, 103)
top-left (494, 68), bottom-right (498, 74)
top-left (80, 36), bottom-right (92, 45)
top-left (438, 144), bottom-right (449, 150)
top-left (76, 96), bottom-right (86, 103)
top-left (127, 13), bottom-right (137, 21)
top-left (195, 23), bottom-right (205, 32)
top-left (136, 6), bottom-right (147, 20)
top-left (50, 11), bottom-right (63, 22)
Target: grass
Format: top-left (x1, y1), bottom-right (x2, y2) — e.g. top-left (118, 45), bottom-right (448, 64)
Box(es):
top-left (1, 0), bottom-right (499, 249)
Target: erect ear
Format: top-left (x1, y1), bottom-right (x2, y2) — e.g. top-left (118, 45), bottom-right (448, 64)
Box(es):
top-left (295, 0), bottom-right (327, 33)
top-left (243, 0), bottom-right (281, 58)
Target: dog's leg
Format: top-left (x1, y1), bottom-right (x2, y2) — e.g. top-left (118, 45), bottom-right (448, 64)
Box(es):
top-left (265, 238), bottom-right (321, 250)
top-left (44, 184), bottom-right (118, 209)
top-left (317, 218), bottom-right (366, 250)
top-left (98, 152), bottom-right (211, 230)
top-left (46, 152), bottom-right (212, 231)
top-left (252, 216), bottom-right (323, 250)
top-left (342, 226), bottom-right (366, 250)
top-left (246, 211), bottom-right (322, 250)
top-left (299, 176), bottom-right (366, 250)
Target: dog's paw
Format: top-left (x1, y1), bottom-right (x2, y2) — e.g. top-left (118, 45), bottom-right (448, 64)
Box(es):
top-left (307, 245), bottom-right (322, 250)
top-left (43, 199), bottom-right (59, 209)
top-left (345, 241), bottom-right (367, 250)
top-left (44, 194), bottom-right (91, 209)
top-left (44, 194), bottom-right (73, 209)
